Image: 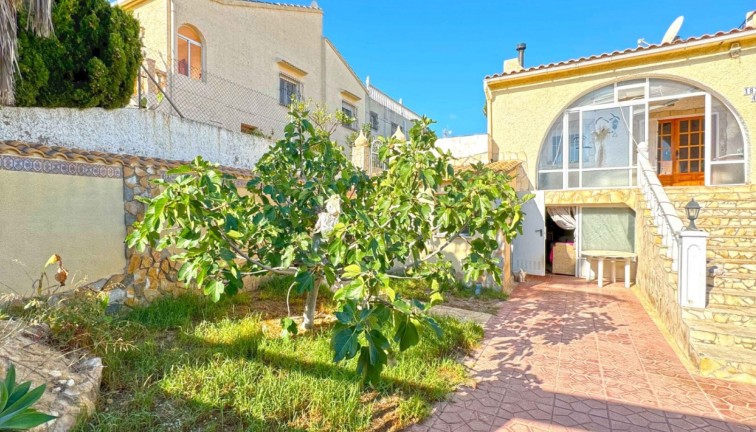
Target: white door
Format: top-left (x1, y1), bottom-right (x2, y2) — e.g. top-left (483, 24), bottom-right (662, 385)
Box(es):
top-left (512, 191), bottom-right (546, 276)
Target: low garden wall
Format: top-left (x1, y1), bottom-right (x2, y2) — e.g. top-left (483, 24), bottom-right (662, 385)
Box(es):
top-left (0, 107), bottom-right (267, 299)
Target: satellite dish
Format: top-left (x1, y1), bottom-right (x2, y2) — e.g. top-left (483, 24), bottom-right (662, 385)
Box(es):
top-left (661, 16), bottom-right (684, 44)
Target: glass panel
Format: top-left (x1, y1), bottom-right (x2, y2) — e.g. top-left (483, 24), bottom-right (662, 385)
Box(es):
top-left (711, 163), bottom-right (745, 185)
top-left (631, 105), bottom-right (645, 161)
top-left (582, 169), bottom-right (632, 188)
top-left (539, 172), bottom-right (563, 190)
top-left (573, 84), bottom-right (614, 107)
top-left (568, 112), bottom-right (580, 168)
top-left (680, 121), bottom-right (688, 133)
top-left (690, 161), bottom-right (700, 172)
top-left (539, 119), bottom-right (564, 170)
top-left (617, 79), bottom-right (646, 87)
top-left (189, 43), bottom-right (202, 80)
top-left (617, 86), bottom-right (645, 102)
top-left (649, 79), bottom-right (699, 98)
top-left (711, 100), bottom-right (745, 161)
top-left (679, 161), bottom-right (688, 173)
top-left (679, 148), bottom-right (688, 159)
top-left (568, 171), bottom-right (579, 188)
top-left (177, 38), bottom-right (189, 76)
top-left (582, 107), bottom-right (630, 169)
top-left (581, 207), bottom-right (635, 253)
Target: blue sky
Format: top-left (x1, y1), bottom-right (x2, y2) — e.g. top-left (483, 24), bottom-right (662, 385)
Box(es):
top-left (314, 0), bottom-right (754, 136)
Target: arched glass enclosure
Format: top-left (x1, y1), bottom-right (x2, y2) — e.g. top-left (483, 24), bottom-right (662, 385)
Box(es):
top-left (537, 78), bottom-right (746, 189)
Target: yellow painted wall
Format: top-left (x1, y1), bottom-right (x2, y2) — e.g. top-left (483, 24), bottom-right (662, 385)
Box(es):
top-left (127, 0), bottom-right (167, 66)
top-left (487, 35), bottom-right (756, 187)
top-left (0, 170), bottom-right (126, 295)
top-left (324, 40), bottom-right (367, 151)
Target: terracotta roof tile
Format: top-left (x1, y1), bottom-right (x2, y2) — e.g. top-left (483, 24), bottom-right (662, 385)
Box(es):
top-left (242, 0), bottom-right (319, 9)
top-left (0, 141), bottom-right (252, 178)
top-left (485, 27), bottom-right (755, 80)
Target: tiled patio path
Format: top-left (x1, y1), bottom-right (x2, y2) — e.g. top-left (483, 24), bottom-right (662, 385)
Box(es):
top-left (412, 276), bottom-right (756, 431)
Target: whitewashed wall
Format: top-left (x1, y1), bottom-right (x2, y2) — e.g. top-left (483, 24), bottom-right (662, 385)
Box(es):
top-left (0, 107), bottom-right (273, 169)
top-left (435, 134), bottom-right (489, 164)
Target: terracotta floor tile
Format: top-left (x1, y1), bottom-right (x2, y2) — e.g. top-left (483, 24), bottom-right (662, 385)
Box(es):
top-left (412, 278), bottom-right (756, 431)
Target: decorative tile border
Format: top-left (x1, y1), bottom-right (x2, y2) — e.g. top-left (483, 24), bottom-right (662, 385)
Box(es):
top-left (0, 155), bottom-right (123, 179)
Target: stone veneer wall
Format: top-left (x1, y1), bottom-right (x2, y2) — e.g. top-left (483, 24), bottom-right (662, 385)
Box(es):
top-left (633, 194), bottom-right (691, 360)
top-left (117, 163), bottom-right (251, 306)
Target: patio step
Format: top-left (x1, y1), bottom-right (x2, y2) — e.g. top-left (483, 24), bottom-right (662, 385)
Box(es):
top-left (688, 319), bottom-right (756, 351)
top-left (689, 342), bottom-right (756, 383)
top-left (683, 305), bottom-right (756, 328)
top-left (707, 259), bottom-right (756, 276)
top-left (707, 245), bottom-right (756, 261)
top-left (656, 185), bottom-right (756, 383)
top-left (708, 273), bottom-right (756, 292)
top-left (706, 288), bottom-right (756, 308)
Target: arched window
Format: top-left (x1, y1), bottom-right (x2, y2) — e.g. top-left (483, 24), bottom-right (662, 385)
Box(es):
top-left (177, 25), bottom-right (203, 80)
top-left (537, 78), bottom-right (746, 189)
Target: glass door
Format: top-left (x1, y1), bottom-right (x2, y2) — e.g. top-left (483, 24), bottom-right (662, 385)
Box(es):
top-left (656, 117), bottom-right (705, 186)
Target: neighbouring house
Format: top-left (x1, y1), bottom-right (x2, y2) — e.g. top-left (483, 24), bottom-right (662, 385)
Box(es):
top-left (119, 0), bottom-right (419, 152)
top-left (484, 11), bottom-right (756, 382)
top-left (435, 134), bottom-right (489, 165)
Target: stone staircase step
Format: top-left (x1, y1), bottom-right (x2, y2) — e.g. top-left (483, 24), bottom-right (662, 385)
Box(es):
top-left (706, 288), bottom-right (756, 308)
top-left (699, 226), bottom-right (756, 237)
top-left (690, 342), bottom-right (756, 382)
top-left (691, 216), bottom-right (756, 227)
top-left (688, 319), bottom-right (756, 351)
top-left (708, 246), bottom-right (756, 261)
top-left (708, 259), bottom-right (756, 276)
top-left (708, 273), bottom-right (756, 292)
top-left (707, 235), bottom-right (756, 249)
top-left (683, 305), bottom-right (756, 328)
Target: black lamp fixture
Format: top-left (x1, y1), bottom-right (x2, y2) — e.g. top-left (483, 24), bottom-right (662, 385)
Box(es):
top-left (684, 198), bottom-right (701, 230)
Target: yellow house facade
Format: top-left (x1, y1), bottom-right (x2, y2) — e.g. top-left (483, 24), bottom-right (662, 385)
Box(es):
top-left (485, 15), bottom-right (756, 382)
top-left (118, 0), bottom-right (419, 150)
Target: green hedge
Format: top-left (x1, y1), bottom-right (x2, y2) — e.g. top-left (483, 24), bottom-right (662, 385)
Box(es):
top-left (15, 0), bottom-right (142, 108)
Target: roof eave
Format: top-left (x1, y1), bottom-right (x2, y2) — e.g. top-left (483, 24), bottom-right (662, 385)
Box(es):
top-left (485, 28), bottom-right (756, 89)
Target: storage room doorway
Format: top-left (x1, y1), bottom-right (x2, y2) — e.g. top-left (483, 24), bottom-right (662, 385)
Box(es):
top-left (545, 207), bottom-right (577, 276)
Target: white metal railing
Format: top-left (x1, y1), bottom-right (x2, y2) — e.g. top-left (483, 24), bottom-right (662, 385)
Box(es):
top-left (636, 142), bottom-right (685, 271)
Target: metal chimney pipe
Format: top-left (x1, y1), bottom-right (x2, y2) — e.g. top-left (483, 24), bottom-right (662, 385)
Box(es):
top-left (516, 43), bottom-right (527, 67)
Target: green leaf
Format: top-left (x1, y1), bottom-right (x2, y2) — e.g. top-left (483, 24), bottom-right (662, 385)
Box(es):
top-left (219, 248), bottom-right (236, 261)
top-left (394, 318), bottom-right (419, 352)
top-left (226, 230), bottom-right (243, 239)
top-left (166, 165), bottom-right (194, 175)
top-left (0, 410), bottom-right (57, 430)
top-left (203, 280), bottom-right (225, 302)
top-left (342, 264), bottom-right (361, 279)
top-left (280, 317), bottom-right (298, 339)
top-left (295, 271), bottom-right (315, 294)
top-left (332, 325), bottom-right (361, 362)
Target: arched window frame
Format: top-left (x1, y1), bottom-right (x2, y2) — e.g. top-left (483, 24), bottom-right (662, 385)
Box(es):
top-left (176, 25), bottom-right (205, 81)
top-left (537, 77), bottom-right (747, 190)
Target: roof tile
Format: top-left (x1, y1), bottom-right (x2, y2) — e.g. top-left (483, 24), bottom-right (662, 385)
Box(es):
top-left (485, 27), bottom-right (754, 80)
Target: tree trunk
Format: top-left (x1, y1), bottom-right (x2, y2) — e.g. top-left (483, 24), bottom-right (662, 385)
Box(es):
top-left (302, 279), bottom-right (321, 330)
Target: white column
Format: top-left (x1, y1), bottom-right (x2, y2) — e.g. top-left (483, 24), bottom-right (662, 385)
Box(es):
top-left (597, 257), bottom-right (604, 288)
top-left (678, 230), bottom-right (709, 308)
top-left (624, 258), bottom-right (631, 288)
top-left (611, 260), bottom-right (617, 284)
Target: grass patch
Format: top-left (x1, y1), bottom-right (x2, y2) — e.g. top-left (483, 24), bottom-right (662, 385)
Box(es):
top-left (392, 278), bottom-right (508, 315)
top-left (16, 276), bottom-right (483, 431)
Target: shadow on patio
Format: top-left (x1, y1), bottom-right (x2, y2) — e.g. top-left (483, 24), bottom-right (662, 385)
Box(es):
top-left (412, 276), bottom-right (756, 432)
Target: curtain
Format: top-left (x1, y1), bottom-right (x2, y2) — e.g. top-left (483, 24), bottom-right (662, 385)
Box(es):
top-left (548, 206), bottom-right (577, 231)
top-left (581, 207), bottom-right (635, 253)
